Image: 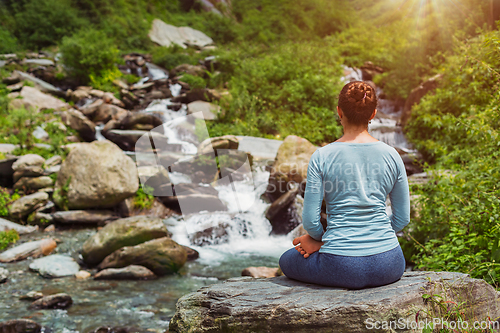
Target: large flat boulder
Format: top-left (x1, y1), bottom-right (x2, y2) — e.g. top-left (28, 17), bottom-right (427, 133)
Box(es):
top-left (29, 254), bottom-right (80, 278)
top-left (9, 86), bottom-right (69, 112)
top-left (148, 19), bottom-right (213, 49)
top-left (53, 140), bottom-right (139, 210)
top-left (82, 215), bottom-right (170, 266)
top-left (169, 272), bottom-right (500, 333)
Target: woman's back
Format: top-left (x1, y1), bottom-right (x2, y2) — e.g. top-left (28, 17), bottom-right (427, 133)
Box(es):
top-left (303, 141), bottom-right (410, 256)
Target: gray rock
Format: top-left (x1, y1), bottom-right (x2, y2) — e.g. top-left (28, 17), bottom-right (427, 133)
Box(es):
top-left (149, 19), bottom-right (213, 49)
top-left (171, 64), bottom-right (207, 77)
top-left (27, 211), bottom-right (53, 226)
top-left (0, 267), bottom-right (8, 283)
top-left (13, 176), bottom-right (53, 192)
top-left (12, 154), bottom-right (45, 171)
top-left (0, 143), bottom-right (17, 154)
top-left (32, 126), bottom-right (49, 140)
top-left (82, 215), bottom-right (170, 266)
top-left (92, 103), bottom-right (129, 124)
top-left (8, 192), bottom-right (49, 219)
top-left (0, 156), bottom-right (17, 180)
top-left (0, 217), bottom-right (38, 234)
top-left (29, 293), bottom-right (72, 310)
top-left (0, 319), bottom-right (42, 333)
top-left (29, 254), bottom-right (80, 278)
top-left (43, 155), bottom-right (62, 168)
top-left (23, 59), bottom-right (55, 66)
top-left (14, 71), bottom-right (64, 97)
top-left (13, 166), bottom-right (45, 183)
top-left (186, 101), bottom-right (220, 120)
top-left (51, 210), bottom-right (118, 225)
top-left (53, 140), bottom-right (138, 210)
top-left (265, 188), bottom-right (301, 235)
top-left (0, 238), bottom-right (56, 263)
top-left (241, 266), bottom-right (280, 278)
top-left (94, 265), bottom-right (157, 280)
top-left (9, 86), bottom-right (68, 112)
top-left (117, 113), bottom-right (164, 131)
top-left (98, 237), bottom-right (187, 276)
top-left (19, 291), bottom-right (44, 300)
top-left (169, 272), bottom-right (500, 333)
top-left (60, 109), bottom-right (96, 142)
top-left (137, 166), bottom-right (170, 193)
top-left (0, 60), bottom-right (5, 68)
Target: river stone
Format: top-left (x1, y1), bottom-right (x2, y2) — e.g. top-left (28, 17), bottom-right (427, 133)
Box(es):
top-left (186, 101), bottom-right (220, 120)
top-left (0, 319), bottom-right (42, 333)
top-left (9, 86), bottom-right (69, 112)
top-left (60, 109), bottom-right (96, 142)
top-left (29, 293), bottom-right (72, 310)
top-left (137, 166), bottom-right (171, 193)
top-left (0, 239), bottom-right (56, 263)
top-left (43, 155), bottom-right (62, 169)
top-left (13, 176), bottom-right (53, 192)
top-left (94, 265), bottom-right (157, 280)
top-left (266, 187), bottom-right (302, 235)
top-left (0, 267), bottom-right (8, 283)
top-left (0, 217), bottom-right (38, 234)
top-left (13, 166), bottom-right (44, 183)
top-left (102, 129), bottom-right (169, 152)
top-left (8, 192), bottom-right (49, 219)
top-left (118, 112), bottom-right (164, 131)
top-left (14, 71), bottom-right (64, 97)
top-left (12, 154), bottom-right (45, 171)
top-left (82, 215), bottom-right (170, 266)
top-left (29, 254), bottom-right (80, 278)
top-left (0, 144), bottom-right (17, 154)
top-left (169, 272), bottom-right (500, 333)
top-left (98, 237), bottom-right (187, 276)
top-left (266, 135), bottom-right (317, 202)
top-left (53, 140), bottom-right (139, 210)
top-left (197, 135), bottom-right (239, 155)
top-left (92, 103), bottom-right (129, 124)
top-left (51, 210), bottom-right (118, 225)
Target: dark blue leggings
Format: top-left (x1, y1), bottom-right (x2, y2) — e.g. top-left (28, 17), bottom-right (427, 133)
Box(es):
top-left (279, 245), bottom-right (405, 289)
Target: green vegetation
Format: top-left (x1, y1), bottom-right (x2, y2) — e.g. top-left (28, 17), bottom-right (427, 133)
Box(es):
top-left (401, 30), bottom-right (500, 285)
top-left (0, 229), bottom-right (19, 250)
top-left (133, 186), bottom-right (155, 210)
top-left (0, 187), bottom-right (20, 217)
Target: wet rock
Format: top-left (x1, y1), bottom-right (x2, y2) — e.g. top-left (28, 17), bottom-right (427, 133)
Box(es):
top-left (401, 74), bottom-right (443, 127)
top-left (169, 272), bottom-right (500, 333)
top-left (23, 59), bottom-right (54, 66)
top-left (51, 210), bottom-right (118, 225)
top-left (265, 187), bottom-right (301, 235)
top-left (92, 103), bottom-right (129, 124)
top-left (161, 193), bottom-right (228, 215)
top-left (12, 154), bottom-right (45, 171)
top-left (13, 71), bottom-right (64, 97)
top-left (117, 197), bottom-right (173, 219)
top-left (266, 135), bottom-right (317, 202)
top-left (98, 237), bottom-right (187, 276)
top-left (171, 64), bottom-right (206, 77)
top-left (27, 210), bottom-right (54, 226)
top-left (9, 86), bottom-right (69, 112)
top-left (61, 109), bottom-right (97, 142)
top-left (0, 238), bottom-right (56, 263)
top-left (94, 265), bottom-right (157, 280)
top-left (186, 101), bottom-right (220, 120)
top-left (241, 267), bottom-right (281, 278)
top-left (113, 79), bottom-right (129, 90)
top-left (117, 113), bottom-right (163, 131)
top-left (0, 319), bottom-right (42, 333)
top-left (137, 166), bottom-right (171, 193)
top-left (29, 293), bottom-right (72, 310)
top-left (19, 291), bottom-right (44, 300)
top-left (82, 215), bottom-right (170, 266)
top-left (13, 176), bottom-right (53, 192)
top-left (8, 192), bottom-right (49, 219)
top-left (29, 254), bottom-right (80, 278)
top-left (53, 140), bottom-right (139, 210)
top-left (184, 246), bottom-right (199, 261)
top-left (43, 224), bottom-right (55, 233)
top-left (190, 222), bottom-right (229, 246)
top-left (102, 129), bottom-right (169, 152)
top-left (0, 217), bottom-right (38, 234)
top-left (149, 19), bottom-right (213, 49)
top-left (0, 267), bottom-right (8, 283)
top-left (88, 326), bottom-right (147, 333)
top-left (168, 103), bottom-right (182, 111)
top-left (197, 135), bottom-right (239, 154)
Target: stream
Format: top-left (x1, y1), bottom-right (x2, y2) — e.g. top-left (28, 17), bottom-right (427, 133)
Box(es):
top-left (0, 65), bottom-right (414, 332)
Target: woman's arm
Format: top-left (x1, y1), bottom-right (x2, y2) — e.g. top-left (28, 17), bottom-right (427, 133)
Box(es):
top-left (302, 150), bottom-right (325, 241)
top-left (388, 156), bottom-right (410, 232)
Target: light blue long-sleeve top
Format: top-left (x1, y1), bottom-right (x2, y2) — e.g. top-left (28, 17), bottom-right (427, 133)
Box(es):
top-left (303, 141), bottom-right (410, 256)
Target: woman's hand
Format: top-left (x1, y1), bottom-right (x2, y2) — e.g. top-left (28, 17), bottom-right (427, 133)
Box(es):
top-left (293, 234), bottom-right (324, 259)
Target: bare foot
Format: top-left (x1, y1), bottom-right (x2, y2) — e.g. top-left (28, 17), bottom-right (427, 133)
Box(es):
top-left (292, 234), bottom-right (324, 259)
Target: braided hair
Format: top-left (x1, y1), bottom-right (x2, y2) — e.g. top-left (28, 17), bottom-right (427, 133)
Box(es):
top-left (338, 81), bottom-right (377, 126)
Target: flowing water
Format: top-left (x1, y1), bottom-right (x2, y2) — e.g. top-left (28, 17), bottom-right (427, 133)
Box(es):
top-left (0, 65), bottom-right (413, 332)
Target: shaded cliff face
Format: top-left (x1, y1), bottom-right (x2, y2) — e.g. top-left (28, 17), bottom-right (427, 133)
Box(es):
top-left (169, 271), bottom-right (500, 333)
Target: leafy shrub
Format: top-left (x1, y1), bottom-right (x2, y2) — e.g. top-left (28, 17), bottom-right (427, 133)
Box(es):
top-left (151, 45), bottom-right (199, 70)
top-left (12, 0), bottom-right (86, 49)
top-left (61, 29), bottom-right (120, 84)
top-left (0, 26), bottom-right (18, 53)
top-left (133, 186), bottom-right (155, 210)
top-left (179, 74), bottom-right (206, 90)
top-left (0, 229), bottom-right (18, 251)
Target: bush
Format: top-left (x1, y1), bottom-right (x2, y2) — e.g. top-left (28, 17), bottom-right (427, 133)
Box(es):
top-left (0, 27), bottom-right (19, 53)
top-left (151, 45), bottom-right (199, 70)
top-left (12, 0), bottom-right (86, 49)
top-left (61, 29), bottom-right (120, 84)
top-left (179, 74), bottom-right (206, 90)
top-left (0, 229), bottom-right (19, 251)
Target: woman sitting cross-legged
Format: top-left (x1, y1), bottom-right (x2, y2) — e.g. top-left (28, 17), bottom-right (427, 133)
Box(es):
top-left (279, 81), bottom-right (410, 290)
